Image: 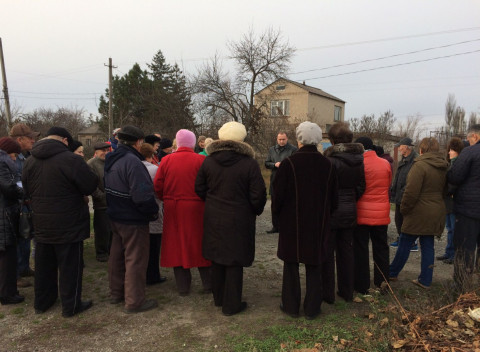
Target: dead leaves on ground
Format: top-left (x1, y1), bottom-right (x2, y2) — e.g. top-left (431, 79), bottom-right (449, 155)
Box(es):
top-left (391, 292), bottom-right (480, 351)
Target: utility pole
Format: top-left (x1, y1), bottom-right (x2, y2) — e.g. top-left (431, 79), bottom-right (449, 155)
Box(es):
top-left (0, 38), bottom-right (12, 134)
top-left (104, 58), bottom-right (116, 137)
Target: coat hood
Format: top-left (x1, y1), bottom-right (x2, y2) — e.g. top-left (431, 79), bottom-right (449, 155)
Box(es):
top-left (415, 152), bottom-right (448, 170)
top-left (324, 143), bottom-right (364, 167)
top-left (31, 138), bottom-right (70, 159)
top-left (206, 140), bottom-right (254, 167)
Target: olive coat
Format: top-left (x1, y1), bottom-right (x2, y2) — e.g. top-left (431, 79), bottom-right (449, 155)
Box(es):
top-left (195, 140), bottom-right (266, 267)
top-left (400, 152), bottom-right (448, 236)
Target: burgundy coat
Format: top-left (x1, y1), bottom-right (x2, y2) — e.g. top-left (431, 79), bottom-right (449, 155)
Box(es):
top-left (154, 147), bottom-right (211, 269)
top-left (273, 145), bottom-right (338, 265)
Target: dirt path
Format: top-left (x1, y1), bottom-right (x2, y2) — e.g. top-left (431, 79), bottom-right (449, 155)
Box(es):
top-left (0, 201), bottom-right (454, 351)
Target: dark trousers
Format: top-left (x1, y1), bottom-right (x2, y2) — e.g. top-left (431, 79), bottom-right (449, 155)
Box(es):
top-left (34, 241), bottom-right (84, 315)
top-left (211, 262), bottom-right (244, 315)
top-left (109, 221), bottom-right (149, 310)
top-left (146, 233), bottom-right (162, 284)
top-left (16, 236), bottom-right (32, 277)
top-left (394, 205), bottom-right (403, 236)
top-left (282, 261), bottom-right (322, 317)
top-left (453, 214), bottom-right (480, 288)
top-left (322, 228), bottom-right (354, 302)
top-left (353, 225), bottom-right (389, 294)
top-left (0, 244), bottom-right (18, 298)
top-left (173, 266), bottom-right (212, 295)
top-left (93, 209), bottom-right (111, 258)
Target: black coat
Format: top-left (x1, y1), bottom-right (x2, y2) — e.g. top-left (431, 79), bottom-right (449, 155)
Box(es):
top-left (195, 140), bottom-right (266, 267)
top-left (0, 151), bottom-right (23, 251)
top-left (273, 145), bottom-right (338, 265)
top-left (448, 140), bottom-right (480, 219)
top-left (265, 143), bottom-right (297, 194)
top-left (22, 139), bottom-right (98, 244)
top-left (390, 150), bottom-right (418, 204)
top-left (324, 143), bottom-right (365, 229)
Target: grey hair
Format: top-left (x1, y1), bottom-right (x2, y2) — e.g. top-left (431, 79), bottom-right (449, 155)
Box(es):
top-left (119, 139), bottom-right (137, 147)
top-left (467, 124), bottom-right (480, 135)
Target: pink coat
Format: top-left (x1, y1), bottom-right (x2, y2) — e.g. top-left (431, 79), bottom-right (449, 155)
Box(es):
top-left (154, 147), bottom-right (211, 268)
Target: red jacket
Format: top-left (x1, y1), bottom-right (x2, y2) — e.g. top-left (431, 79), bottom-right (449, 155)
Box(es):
top-left (154, 147), bottom-right (211, 268)
top-left (356, 150), bottom-right (392, 225)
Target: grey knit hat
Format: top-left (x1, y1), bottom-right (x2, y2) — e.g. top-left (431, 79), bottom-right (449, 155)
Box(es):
top-left (296, 121), bottom-right (323, 145)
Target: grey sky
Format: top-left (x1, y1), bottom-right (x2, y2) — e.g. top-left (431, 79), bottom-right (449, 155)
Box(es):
top-left (1, 0), bottom-right (479, 133)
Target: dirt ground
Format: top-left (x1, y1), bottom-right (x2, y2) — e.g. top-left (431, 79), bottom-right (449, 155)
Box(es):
top-left (0, 201), bottom-right (455, 352)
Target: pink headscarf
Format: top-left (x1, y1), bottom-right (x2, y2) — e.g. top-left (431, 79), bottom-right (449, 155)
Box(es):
top-left (175, 129), bottom-right (196, 149)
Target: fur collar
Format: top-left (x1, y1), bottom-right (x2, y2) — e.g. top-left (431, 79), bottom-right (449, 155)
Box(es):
top-left (324, 143), bottom-right (364, 157)
top-left (206, 140), bottom-right (255, 158)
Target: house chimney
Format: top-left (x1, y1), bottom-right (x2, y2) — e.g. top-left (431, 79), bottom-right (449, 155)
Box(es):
top-left (303, 81), bottom-right (306, 85)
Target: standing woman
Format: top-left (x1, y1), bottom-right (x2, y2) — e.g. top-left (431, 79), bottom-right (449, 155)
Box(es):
top-left (0, 137), bottom-right (25, 305)
top-left (195, 122), bottom-right (266, 316)
top-left (139, 143), bottom-right (166, 285)
top-left (390, 137), bottom-right (448, 289)
top-left (154, 129), bottom-right (211, 296)
top-left (436, 137), bottom-right (464, 264)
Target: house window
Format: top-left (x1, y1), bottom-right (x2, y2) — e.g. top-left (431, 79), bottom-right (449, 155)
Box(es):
top-left (275, 85), bottom-right (286, 91)
top-left (86, 139), bottom-right (91, 146)
top-left (326, 124), bottom-right (332, 132)
top-left (334, 106), bottom-right (342, 121)
top-left (271, 100), bottom-right (290, 116)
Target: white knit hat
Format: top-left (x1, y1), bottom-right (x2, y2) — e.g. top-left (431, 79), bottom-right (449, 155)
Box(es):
top-left (296, 121), bottom-right (323, 145)
top-left (218, 121), bottom-right (247, 142)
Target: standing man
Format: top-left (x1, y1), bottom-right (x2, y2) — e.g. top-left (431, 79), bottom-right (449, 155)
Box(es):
top-left (390, 137), bottom-right (418, 250)
top-left (273, 122), bottom-right (337, 320)
top-left (448, 124), bottom-right (480, 292)
top-left (9, 123), bottom-right (40, 288)
top-left (22, 127), bottom-right (98, 317)
top-left (265, 131), bottom-right (297, 234)
top-left (87, 142), bottom-right (112, 262)
top-left (104, 125), bottom-right (159, 313)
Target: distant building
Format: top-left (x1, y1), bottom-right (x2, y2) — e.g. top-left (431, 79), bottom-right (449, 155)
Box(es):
top-left (77, 123), bottom-right (106, 147)
top-left (254, 77), bottom-right (346, 133)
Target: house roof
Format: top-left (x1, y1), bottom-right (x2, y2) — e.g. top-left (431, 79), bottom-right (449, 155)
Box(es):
top-left (78, 123), bottom-right (102, 135)
top-left (256, 77), bottom-right (345, 103)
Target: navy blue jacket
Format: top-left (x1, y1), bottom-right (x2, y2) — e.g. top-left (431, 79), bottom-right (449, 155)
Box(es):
top-left (104, 144), bottom-right (159, 225)
top-left (448, 140), bottom-right (480, 219)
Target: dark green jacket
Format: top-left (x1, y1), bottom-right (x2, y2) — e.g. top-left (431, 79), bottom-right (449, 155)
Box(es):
top-left (390, 150), bottom-right (418, 204)
top-left (400, 152), bottom-right (448, 236)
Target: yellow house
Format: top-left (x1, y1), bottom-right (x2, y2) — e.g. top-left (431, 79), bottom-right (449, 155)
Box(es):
top-left (255, 78), bottom-right (345, 132)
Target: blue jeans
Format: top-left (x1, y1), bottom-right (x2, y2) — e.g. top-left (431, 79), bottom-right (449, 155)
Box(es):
top-left (444, 213), bottom-right (455, 259)
top-left (16, 237), bottom-right (32, 278)
top-left (389, 233), bottom-right (434, 287)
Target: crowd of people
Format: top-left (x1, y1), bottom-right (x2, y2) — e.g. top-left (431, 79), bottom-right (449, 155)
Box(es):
top-left (0, 120), bottom-right (479, 320)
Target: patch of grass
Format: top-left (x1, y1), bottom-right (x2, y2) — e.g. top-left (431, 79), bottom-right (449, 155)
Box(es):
top-left (11, 307), bottom-right (24, 315)
top-left (0, 312), bottom-right (4, 319)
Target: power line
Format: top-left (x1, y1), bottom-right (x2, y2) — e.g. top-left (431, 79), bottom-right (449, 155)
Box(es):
top-left (291, 39), bottom-right (480, 75)
top-left (300, 49), bottom-right (480, 81)
top-left (10, 90), bottom-right (103, 96)
top-left (297, 26), bottom-right (480, 51)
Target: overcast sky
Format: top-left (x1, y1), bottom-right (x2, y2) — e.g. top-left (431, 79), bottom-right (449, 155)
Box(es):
top-left (1, 0), bottom-right (479, 133)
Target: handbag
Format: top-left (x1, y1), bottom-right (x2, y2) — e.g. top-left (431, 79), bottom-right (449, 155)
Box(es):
top-left (18, 206), bottom-right (34, 239)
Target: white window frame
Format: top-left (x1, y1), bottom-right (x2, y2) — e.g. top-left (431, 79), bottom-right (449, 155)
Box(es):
top-left (334, 106), bottom-right (342, 121)
top-left (270, 100), bottom-right (290, 116)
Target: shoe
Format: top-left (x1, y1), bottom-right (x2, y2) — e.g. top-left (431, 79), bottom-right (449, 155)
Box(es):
top-left (124, 299), bottom-right (158, 314)
top-left (323, 298), bottom-right (335, 305)
top-left (279, 304), bottom-right (299, 318)
top-left (159, 276), bottom-right (167, 283)
top-left (390, 241), bottom-right (399, 247)
top-left (266, 228), bottom-right (278, 234)
top-left (17, 278), bottom-right (32, 288)
top-left (109, 297), bottom-right (124, 304)
top-left (411, 279), bottom-right (429, 290)
top-left (96, 255), bottom-right (109, 262)
top-left (443, 258), bottom-right (454, 264)
top-left (146, 276), bottom-right (167, 286)
top-left (0, 294), bottom-right (25, 305)
top-left (389, 277), bottom-right (398, 282)
top-left (62, 300), bottom-right (93, 318)
top-left (19, 268), bottom-right (35, 277)
top-left (305, 311), bottom-right (321, 320)
top-left (436, 254), bottom-right (448, 261)
top-left (410, 245), bottom-right (419, 252)
top-left (222, 301), bottom-right (247, 316)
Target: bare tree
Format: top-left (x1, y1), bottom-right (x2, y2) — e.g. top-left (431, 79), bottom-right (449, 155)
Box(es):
top-left (468, 112), bottom-right (478, 130)
top-left (444, 94), bottom-right (466, 136)
top-left (396, 114), bottom-right (425, 142)
top-left (192, 28), bottom-right (295, 138)
top-left (0, 100), bottom-right (23, 137)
